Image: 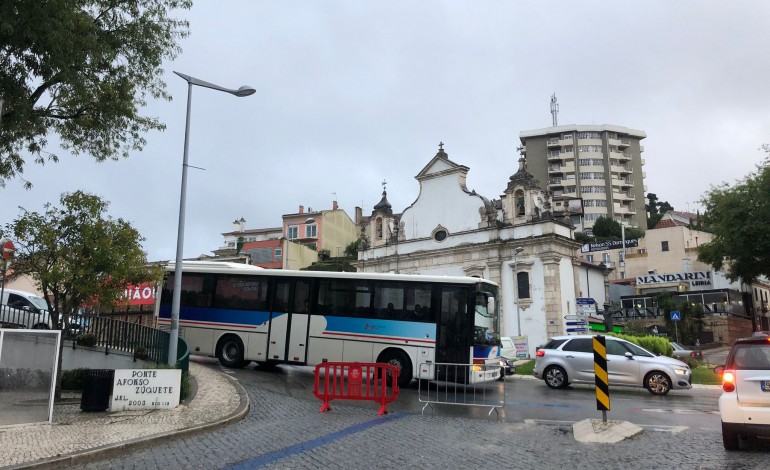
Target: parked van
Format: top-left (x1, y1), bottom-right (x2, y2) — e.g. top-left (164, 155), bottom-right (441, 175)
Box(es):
top-left (0, 288), bottom-right (52, 329)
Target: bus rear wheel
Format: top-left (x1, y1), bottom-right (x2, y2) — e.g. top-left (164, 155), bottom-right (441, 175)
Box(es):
top-left (378, 350), bottom-right (412, 388)
top-left (217, 335), bottom-right (246, 368)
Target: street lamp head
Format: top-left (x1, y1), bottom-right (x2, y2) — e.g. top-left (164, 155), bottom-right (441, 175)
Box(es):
top-left (514, 246), bottom-right (525, 255)
top-left (174, 71), bottom-right (255, 98)
top-left (234, 86), bottom-right (256, 97)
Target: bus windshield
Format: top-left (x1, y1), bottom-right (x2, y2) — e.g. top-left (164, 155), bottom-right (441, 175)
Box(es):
top-left (474, 290), bottom-right (499, 346)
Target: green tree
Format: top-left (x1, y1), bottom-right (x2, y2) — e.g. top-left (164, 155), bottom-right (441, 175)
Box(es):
top-left (3, 191), bottom-right (161, 328)
top-left (2, 191), bottom-right (161, 396)
top-left (0, 0), bottom-right (191, 187)
top-left (697, 152), bottom-right (770, 282)
top-left (592, 216), bottom-right (622, 239)
top-left (646, 193), bottom-right (674, 229)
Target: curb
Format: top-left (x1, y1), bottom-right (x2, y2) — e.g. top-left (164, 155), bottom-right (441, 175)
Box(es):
top-left (8, 373), bottom-right (250, 470)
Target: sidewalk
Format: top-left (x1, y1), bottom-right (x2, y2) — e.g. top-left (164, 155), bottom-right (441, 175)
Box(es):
top-left (0, 363), bottom-right (249, 470)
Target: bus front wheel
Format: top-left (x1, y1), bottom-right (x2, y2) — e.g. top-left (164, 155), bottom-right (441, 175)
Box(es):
top-left (378, 350), bottom-right (412, 388)
top-left (217, 335), bottom-right (246, 368)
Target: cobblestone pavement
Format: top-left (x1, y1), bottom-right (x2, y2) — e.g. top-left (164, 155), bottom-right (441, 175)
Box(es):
top-left (4, 359), bottom-right (769, 470)
top-left (0, 362), bottom-right (246, 469)
top-left (72, 372), bottom-right (769, 470)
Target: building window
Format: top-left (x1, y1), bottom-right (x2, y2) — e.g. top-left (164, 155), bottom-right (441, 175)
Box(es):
top-left (305, 224), bottom-right (317, 238)
top-left (275, 248), bottom-right (282, 261)
top-left (516, 272), bottom-right (530, 300)
top-left (433, 229), bottom-right (448, 242)
top-left (287, 226), bottom-right (298, 239)
top-left (376, 217), bottom-right (383, 239)
top-left (661, 241), bottom-right (669, 252)
top-left (586, 255), bottom-right (594, 262)
top-left (515, 190), bottom-right (526, 216)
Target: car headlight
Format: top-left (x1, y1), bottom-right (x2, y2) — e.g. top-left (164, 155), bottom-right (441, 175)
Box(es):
top-left (674, 368), bottom-right (689, 376)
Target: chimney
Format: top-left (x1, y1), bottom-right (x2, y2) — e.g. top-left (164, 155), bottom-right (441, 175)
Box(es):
top-left (333, 200), bottom-right (338, 211)
top-left (355, 207), bottom-right (363, 224)
top-left (299, 205), bottom-right (304, 214)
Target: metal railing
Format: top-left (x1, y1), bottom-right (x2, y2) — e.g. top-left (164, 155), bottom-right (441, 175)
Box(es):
top-left (74, 312), bottom-right (189, 371)
top-left (417, 362), bottom-right (504, 419)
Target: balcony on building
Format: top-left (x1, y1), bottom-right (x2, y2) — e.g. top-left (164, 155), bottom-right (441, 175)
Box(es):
top-left (618, 138), bottom-right (630, 147)
top-left (547, 137), bottom-right (560, 147)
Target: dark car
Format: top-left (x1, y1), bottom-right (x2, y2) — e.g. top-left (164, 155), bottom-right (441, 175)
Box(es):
top-left (498, 356), bottom-right (516, 380)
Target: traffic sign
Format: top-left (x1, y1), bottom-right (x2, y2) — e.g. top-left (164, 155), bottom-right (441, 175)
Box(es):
top-left (566, 321), bottom-right (587, 326)
top-left (1, 240), bottom-right (14, 260)
top-left (576, 298), bottom-right (595, 305)
top-left (567, 328), bottom-right (587, 333)
top-left (670, 311), bottom-right (681, 321)
top-left (564, 315), bottom-right (587, 321)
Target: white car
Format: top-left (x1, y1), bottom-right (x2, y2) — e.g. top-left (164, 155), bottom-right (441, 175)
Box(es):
top-left (0, 288), bottom-right (52, 329)
top-left (533, 335), bottom-right (692, 395)
top-left (714, 336), bottom-right (770, 450)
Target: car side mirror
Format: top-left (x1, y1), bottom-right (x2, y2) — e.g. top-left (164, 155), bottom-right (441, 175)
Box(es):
top-left (625, 352), bottom-right (634, 359)
top-left (713, 365), bottom-right (725, 375)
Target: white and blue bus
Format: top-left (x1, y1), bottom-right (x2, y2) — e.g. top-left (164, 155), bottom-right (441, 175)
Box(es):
top-left (155, 261), bottom-right (501, 387)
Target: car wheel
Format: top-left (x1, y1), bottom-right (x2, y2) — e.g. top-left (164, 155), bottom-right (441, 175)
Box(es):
top-left (216, 335), bottom-right (246, 368)
top-left (544, 365), bottom-right (568, 389)
top-left (644, 371), bottom-right (671, 395)
top-left (378, 350), bottom-right (413, 388)
top-left (721, 422), bottom-right (740, 451)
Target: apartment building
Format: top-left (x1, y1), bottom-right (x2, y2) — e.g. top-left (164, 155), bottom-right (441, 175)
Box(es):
top-left (519, 124), bottom-right (647, 233)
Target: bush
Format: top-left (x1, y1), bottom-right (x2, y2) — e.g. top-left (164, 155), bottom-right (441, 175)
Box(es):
top-left (61, 368), bottom-right (90, 390)
top-left (76, 333), bottom-right (97, 347)
top-left (134, 345), bottom-right (150, 360)
top-left (609, 333), bottom-right (672, 356)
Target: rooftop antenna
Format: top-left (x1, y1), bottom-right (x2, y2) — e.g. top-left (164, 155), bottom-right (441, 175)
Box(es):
top-left (332, 192), bottom-right (337, 201)
top-left (550, 93), bottom-right (559, 127)
top-left (381, 179), bottom-right (387, 193)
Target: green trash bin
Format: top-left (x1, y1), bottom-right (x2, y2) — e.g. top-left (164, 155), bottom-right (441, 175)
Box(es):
top-left (80, 369), bottom-right (115, 412)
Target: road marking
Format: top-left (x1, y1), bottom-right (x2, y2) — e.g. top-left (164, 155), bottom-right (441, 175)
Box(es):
top-left (226, 413), bottom-right (408, 469)
top-left (634, 408), bottom-right (719, 415)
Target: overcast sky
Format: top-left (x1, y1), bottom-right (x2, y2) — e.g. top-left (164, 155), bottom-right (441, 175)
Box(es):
top-left (3, 1), bottom-right (769, 262)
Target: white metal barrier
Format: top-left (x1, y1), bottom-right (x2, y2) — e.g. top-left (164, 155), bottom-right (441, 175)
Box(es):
top-left (417, 362), bottom-right (505, 419)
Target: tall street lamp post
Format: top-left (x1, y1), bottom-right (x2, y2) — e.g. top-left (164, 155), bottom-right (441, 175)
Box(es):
top-left (168, 72), bottom-right (255, 366)
top-left (513, 246), bottom-right (524, 337)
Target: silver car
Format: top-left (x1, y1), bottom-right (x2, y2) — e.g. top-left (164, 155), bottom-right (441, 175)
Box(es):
top-left (533, 335), bottom-right (692, 395)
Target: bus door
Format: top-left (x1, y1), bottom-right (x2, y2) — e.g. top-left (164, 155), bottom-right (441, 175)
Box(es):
top-left (267, 279), bottom-right (311, 363)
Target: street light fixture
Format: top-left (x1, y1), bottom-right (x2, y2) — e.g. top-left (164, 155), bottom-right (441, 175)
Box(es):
top-left (168, 72), bottom-right (255, 366)
top-left (513, 246), bottom-right (525, 337)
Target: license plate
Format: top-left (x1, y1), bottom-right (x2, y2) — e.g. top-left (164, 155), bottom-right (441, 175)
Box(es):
top-left (762, 381), bottom-right (770, 392)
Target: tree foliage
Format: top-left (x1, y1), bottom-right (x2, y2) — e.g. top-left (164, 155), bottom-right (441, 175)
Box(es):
top-left (2, 190), bottom-right (162, 329)
top-left (646, 193), bottom-right (674, 229)
top-left (0, 0), bottom-right (191, 187)
top-left (591, 216), bottom-right (645, 241)
top-left (697, 151), bottom-right (770, 282)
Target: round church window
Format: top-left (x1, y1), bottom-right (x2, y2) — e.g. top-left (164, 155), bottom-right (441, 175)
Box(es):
top-left (433, 229), bottom-right (448, 242)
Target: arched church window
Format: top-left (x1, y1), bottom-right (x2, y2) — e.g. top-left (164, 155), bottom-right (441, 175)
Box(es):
top-left (515, 190), bottom-right (525, 216)
top-left (376, 218), bottom-right (383, 239)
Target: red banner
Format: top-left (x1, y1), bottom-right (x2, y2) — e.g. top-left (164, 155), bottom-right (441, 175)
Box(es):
top-left (123, 283), bottom-right (156, 306)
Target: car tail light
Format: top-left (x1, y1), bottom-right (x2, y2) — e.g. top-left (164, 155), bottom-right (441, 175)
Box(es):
top-left (535, 350), bottom-right (545, 357)
top-left (722, 371), bottom-right (736, 393)
top-left (690, 352), bottom-right (697, 357)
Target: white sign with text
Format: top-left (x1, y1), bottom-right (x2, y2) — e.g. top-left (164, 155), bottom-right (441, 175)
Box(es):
top-left (110, 369), bottom-right (181, 412)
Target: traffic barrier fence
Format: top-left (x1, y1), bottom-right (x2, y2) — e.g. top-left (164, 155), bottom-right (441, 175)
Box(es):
top-left (418, 362), bottom-right (505, 419)
top-left (313, 362), bottom-right (400, 415)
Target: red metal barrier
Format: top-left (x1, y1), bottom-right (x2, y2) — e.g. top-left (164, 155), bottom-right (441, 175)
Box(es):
top-left (313, 362), bottom-right (400, 415)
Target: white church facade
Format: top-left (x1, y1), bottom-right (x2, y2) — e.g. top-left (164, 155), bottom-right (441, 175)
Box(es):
top-left (353, 145), bottom-right (610, 356)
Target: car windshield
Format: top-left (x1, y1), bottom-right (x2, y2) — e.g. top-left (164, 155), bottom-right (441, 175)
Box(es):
top-left (27, 295), bottom-right (49, 311)
top-left (730, 344), bottom-right (770, 370)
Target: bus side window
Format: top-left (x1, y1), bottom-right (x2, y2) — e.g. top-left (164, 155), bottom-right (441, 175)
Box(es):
top-left (293, 281), bottom-right (311, 313)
